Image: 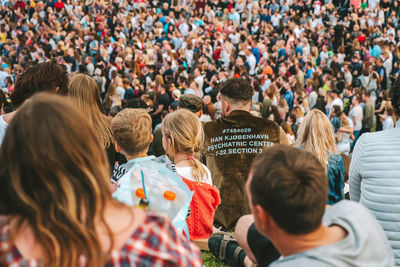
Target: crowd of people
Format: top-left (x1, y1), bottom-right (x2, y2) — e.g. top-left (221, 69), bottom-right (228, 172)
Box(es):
top-left (0, 0), bottom-right (400, 266)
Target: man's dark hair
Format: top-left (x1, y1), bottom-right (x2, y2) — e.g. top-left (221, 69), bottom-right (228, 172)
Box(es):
top-left (250, 145), bottom-right (328, 235)
top-left (219, 78), bottom-right (253, 102)
top-left (390, 77), bottom-right (400, 117)
top-left (11, 61), bottom-right (69, 108)
top-left (124, 98), bottom-right (149, 109)
top-left (362, 91), bottom-right (370, 97)
top-left (333, 105), bottom-right (341, 115)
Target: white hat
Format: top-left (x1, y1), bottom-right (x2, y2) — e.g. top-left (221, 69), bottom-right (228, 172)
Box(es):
top-left (172, 89), bottom-right (182, 98)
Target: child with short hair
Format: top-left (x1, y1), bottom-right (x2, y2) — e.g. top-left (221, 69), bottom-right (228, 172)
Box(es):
top-left (112, 108), bottom-right (153, 162)
top-left (111, 108), bottom-right (154, 183)
top-left (111, 108), bottom-right (178, 204)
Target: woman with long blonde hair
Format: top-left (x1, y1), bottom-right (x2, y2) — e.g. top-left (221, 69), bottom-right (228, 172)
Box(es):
top-left (161, 109), bottom-right (220, 239)
top-left (69, 74), bottom-right (122, 169)
top-left (295, 109), bottom-right (345, 204)
top-left (0, 93), bottom-right (201, 266)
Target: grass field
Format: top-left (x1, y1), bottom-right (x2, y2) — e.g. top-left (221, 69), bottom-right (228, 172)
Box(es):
top-left (202, 251), bottom-right (232, 267)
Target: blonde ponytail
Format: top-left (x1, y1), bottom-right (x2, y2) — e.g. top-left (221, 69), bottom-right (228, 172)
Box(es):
top-left (161, 109), bottom-right (209, 182)
top-left (190, 156), bottom-right (208, 182)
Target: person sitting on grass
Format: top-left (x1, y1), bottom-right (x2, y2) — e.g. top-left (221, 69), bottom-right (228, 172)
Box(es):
top-left (0, 93), bottom-right (202, 266)
top-left (208, 145), bottom-right (394, 267)
top-left (111, 108), bottom-right (195, 237)
top-left (161, 109), bottom-right (221, 240)
top-left (111, 108), bottom-right (171, 197)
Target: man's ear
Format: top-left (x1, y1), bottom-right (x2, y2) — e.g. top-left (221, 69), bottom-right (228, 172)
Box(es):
top-left (197, 109), bottom-right (203, 118)
top-left (115, 141), bottom-right (121, 153)
top-left (149, 134), bottom-right (154, 143)
top-left (254, 204), bottom-right (270, 232)
top-left (55, 86), bottom-right (59, 93)
top-left (223, 99), bottom-right (230, 114)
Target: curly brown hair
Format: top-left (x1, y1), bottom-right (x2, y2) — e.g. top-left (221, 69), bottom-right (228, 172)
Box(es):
top-left (11, 61), bottom-right (69, 108)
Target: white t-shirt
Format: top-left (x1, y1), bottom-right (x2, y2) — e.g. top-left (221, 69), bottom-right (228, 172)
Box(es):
top-left (0, 115), bottom-right (8, 146)
top-left (195, 76), bottom-right (204, 92)
top-left (247, 54), bottom-right (256, 76)
top-left (329, 98), bottom-right (343, 118)
top-left (116, 86), bottom-right (125, 100)
top-left (383, 116), bottom-right (394, 131)
top-left (349, 105), bottom-right (363, 131)
top-left (271, 14), bottom-right (282, 27)
top-left (176, 164), bottom-right (213, 186)
top-left (332, 97), bottom-right (343, 110)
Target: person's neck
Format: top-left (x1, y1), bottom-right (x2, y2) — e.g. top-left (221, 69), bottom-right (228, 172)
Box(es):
top-left (173, 152), bottom-right (193, 167)
top-left (274, 224), bottom-right (347, 257)
top-left (125, 152), bottom-right (149, 161)
top-left (226, 103), bottom-right (252, 115)
top-left (2, 110), bottom-right (17, 123)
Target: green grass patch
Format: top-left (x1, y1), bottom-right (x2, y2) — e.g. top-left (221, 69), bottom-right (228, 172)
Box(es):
top-left (202, 251), bottom-right (232, 267)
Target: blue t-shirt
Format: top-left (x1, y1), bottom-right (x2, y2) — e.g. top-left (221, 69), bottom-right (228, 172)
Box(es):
top-left (371, 45), bottom-right (381, 58)
top-left (124, 88), bottom-right (135, 101)
top-left (252, 47), bottom-right (260, 65)
top-left (306, 68), bottom-right (314, 79)
top-left (295, 45), bottom-right (303, 56)
top-left (278, 48), bottom-right (287, 60)
top-left (284, 90), bottom-right (293, 110)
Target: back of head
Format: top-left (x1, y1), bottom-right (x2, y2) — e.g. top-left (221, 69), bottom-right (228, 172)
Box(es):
top-left (125, 98), bottom-right (149, 109)
top-left (178, 94), bottom-right (203, 113)
top-left (293, 106), bottom-right (304, 117)
top-left (295, 109), bottom-right (338, 168)
top-left (111, 108), bottom-right (152, 156)
top-left (11, 61), bottom-right (69, 108)
top-left (219, 78), bottom-right (253, 103)
top-left (69, 73), bottom-right (104, 113)
top-left (0, 93), bottom-right (112, 266)
top-left (332, 105), bottom-right (341, 115)
top-left (250, 145), bottom-right (328, 234)
top-left (161, 109), bottom-right (207, 181)
top-left (69, 73), bottom-right (112, 148)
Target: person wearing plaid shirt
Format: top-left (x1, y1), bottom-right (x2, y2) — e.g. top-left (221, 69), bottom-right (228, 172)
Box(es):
top-left (0, 94), bottom-right (202, 267)
top-left (1, 213), bottom-right (202, 267)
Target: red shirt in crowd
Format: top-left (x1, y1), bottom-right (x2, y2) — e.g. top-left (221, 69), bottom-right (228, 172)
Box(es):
top-left (54, 0), bottom-right (65, 12)
top-left (14, 0), bottom-right (25, 10)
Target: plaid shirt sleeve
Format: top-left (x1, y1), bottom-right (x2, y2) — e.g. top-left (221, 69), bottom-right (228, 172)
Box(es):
top-left (106, 213), bottom-right (202, 267)
top-left (1, 214), bottom-right (202, 267)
